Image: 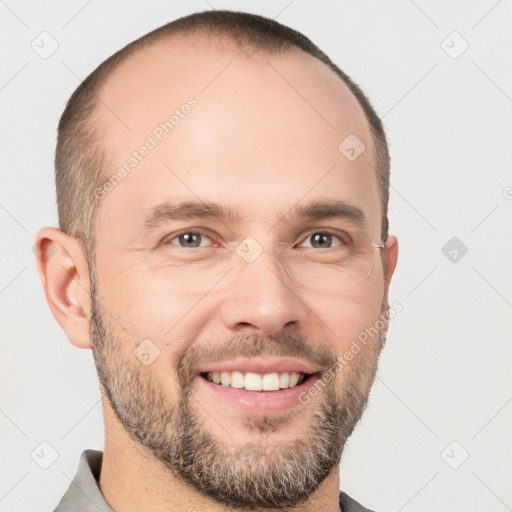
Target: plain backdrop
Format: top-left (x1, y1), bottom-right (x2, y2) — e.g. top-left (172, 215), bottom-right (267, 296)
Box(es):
top-left (1, 1), bottom-right (511, 511)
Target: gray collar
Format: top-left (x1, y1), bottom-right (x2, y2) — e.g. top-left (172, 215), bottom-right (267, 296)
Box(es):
top-left (54, 450), bottom-right (112, 512)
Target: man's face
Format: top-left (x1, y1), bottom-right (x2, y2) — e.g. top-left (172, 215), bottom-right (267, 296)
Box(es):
top-left (89, 38), bottom-right (392, 508)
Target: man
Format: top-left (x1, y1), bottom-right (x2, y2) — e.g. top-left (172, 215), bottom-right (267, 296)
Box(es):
top-left (35, 9), bottom-right (398, 512)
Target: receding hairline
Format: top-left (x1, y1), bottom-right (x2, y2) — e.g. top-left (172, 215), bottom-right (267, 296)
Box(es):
top-left (91, 27), bottom-right (368, 128)
top-left (84, 17), bottom-right (310, 109)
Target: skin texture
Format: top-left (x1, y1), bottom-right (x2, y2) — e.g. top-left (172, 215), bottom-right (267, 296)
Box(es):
top-left (36, 35), bottom-right (398, 512)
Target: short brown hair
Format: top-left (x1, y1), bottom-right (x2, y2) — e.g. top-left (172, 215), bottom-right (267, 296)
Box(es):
top-left (55, 10), bottom-right (390, 264)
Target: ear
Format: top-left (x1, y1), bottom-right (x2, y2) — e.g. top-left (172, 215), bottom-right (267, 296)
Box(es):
top-left (383, 234), bottom-right (399, 290)
top-left (34, 227), bottom-right (93, 349)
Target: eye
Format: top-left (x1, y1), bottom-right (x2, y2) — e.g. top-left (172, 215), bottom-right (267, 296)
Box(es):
top-left (166, 232), bottom-right (212, 248)
top-left (298, 231), bottom-right (347, 249)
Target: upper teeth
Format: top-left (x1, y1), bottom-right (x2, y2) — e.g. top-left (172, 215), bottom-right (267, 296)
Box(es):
top-left (205, 371), bottom-right (304, 391)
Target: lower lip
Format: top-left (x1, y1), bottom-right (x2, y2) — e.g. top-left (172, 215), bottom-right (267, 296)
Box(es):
top-left (196, 374), bottom-right (320, 414)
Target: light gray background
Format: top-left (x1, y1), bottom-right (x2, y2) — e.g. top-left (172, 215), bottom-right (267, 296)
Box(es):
top-left (1, 1), bottom-right (511, 511)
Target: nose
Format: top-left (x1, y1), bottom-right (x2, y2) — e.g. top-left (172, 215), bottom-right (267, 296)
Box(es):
top-left (220, 251), bottom-right (306, 336)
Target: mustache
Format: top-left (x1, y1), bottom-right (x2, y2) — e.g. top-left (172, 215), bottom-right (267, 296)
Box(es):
top-left (175, 332), bottom-right (337, 381)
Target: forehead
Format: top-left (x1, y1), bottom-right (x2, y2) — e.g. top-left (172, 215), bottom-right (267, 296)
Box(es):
top-left (91, 35), bottom-right (380, 237)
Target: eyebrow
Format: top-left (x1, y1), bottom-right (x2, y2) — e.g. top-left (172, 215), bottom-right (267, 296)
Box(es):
top-left (142, 199), bottom-right (365, 229)
top-left (280, 200), bottom-right (365, 227)
top-left (143, 201), bottom-right (240, 228)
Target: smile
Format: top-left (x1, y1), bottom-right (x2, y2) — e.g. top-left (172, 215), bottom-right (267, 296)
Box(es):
top-left (201, 371), bottom-right (310, 391)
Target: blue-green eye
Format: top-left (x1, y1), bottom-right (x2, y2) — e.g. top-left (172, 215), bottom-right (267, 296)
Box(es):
top-left (167, 232), bottom-right (212, 248)
top-left (298, 232), bottom-right (346, 249)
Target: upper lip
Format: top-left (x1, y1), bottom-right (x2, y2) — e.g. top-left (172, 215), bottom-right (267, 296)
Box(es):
top-left (196, 357), bottom-right (319, 376)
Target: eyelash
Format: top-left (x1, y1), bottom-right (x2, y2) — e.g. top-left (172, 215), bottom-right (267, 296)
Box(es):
top-left (162, 230), bottom-right (350, 249)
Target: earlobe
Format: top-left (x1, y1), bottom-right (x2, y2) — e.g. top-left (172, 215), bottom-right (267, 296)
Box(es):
top-left (34, 227), bottom-right (93, 349)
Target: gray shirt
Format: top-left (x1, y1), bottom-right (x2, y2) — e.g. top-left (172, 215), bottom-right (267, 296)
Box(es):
top-left (53, 450), bottom-right (376, 512)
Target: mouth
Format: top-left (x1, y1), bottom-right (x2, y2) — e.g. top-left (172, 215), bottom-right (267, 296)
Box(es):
top-left (194, 358), bottom-right (322, 414)
top-left (200, 370), bottom-right (315, 391)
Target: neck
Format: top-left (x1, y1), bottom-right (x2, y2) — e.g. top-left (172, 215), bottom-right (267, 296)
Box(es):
top-left (99, 400), bottom-right (341, 512)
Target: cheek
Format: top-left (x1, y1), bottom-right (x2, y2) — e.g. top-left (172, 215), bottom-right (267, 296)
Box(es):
top-left (316, 275), bottom-right (385, 351)
top-left (97, 263), bottom-right (215, 358)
